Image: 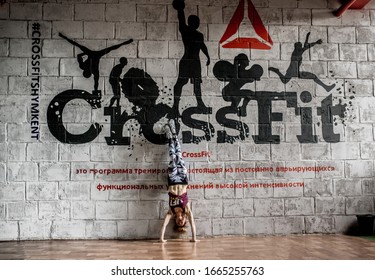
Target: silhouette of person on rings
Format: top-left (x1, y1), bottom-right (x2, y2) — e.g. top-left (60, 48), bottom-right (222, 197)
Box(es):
top-left (269, 32), bottom-right (334, 92)
top-left (59, 33), bottom-right (133, 93)
top-left (172, 0), bottom-right (211, 114)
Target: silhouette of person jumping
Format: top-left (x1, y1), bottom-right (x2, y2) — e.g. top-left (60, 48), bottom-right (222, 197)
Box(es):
top-left (172, 0), bottom-right (211, 113)
top-left (269, 32), bottom-right (335, 92)
top-left (59, 33), bottom-right (133, 93)
top-left (109, 57), bottom-right (128, 107)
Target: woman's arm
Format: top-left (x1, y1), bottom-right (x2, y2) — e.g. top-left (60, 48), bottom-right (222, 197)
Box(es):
top-left (160, 210), bottom-right (173, 242)
top-left (186, 204), bottom-right (197, 242)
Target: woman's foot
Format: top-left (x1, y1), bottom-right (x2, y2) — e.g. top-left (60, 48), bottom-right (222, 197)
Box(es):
top-left (164, 124), bottom-right (173, 139)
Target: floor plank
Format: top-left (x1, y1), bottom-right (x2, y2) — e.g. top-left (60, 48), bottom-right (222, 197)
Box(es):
top-left (1, 235), bottom-right (375, 260)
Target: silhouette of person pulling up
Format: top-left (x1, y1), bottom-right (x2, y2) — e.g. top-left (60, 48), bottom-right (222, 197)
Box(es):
top-left (172, 0), bottom-right (211, 114)
top-left (269, 32), bottom-right (335, 92)
top-left (59, 33), bottom-right (133, 93)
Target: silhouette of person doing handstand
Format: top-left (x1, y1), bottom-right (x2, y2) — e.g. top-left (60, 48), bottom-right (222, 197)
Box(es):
top-left (269, 32), bottom-right (334, 92)
top-left (109, 57), bottom-right (128, 107)
top-left (59, 33), bottom-right (133, 93)
top-left (172, 0), bottom-right (211, 113)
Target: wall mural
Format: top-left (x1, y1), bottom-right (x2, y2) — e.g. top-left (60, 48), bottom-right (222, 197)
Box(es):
top-left (47, 33), bottom-right (133, 144)
top-left (46, 0), bottom-right (353, 146)
top-left (269, 32), bottom-right (334, 92)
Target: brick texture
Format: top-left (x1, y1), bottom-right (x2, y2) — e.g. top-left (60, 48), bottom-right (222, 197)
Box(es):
top-left (1, 0), bottom-right (375, 240)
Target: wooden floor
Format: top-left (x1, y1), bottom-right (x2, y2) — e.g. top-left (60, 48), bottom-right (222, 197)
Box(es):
top-left (1, 235), bottom-right (375, 260)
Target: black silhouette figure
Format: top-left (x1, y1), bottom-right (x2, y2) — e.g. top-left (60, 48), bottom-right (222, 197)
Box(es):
top-left (59, 33), bottom-right (133, 93)
top-left (109, 57), bottom-right (128, 107)
top-left (212, 53), bottom-right (263, 143)
top-left (118, 68), bottom-right (173, 144)
top-left (172, 0), bottom-right (211, 114)
top-left (214, 53), bottom-right (263, 117)
top-left (269, 32), bottom-right (335, 92)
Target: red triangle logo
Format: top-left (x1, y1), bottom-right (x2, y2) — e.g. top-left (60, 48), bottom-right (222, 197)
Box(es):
top-left (220, 0), bottom-right (273, 50)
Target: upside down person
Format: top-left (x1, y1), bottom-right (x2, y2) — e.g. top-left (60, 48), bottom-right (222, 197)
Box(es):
top-left (160, 119), bottom-right (198, 243)
top-left (59, 33), bottom-right (133, 92)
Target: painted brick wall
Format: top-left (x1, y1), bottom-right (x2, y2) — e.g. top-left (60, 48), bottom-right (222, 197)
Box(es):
top-left (1, 0), bottom-right (375, 240)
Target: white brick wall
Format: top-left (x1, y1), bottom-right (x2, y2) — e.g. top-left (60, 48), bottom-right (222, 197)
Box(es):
top-left (0, 0), bottom-right (375, 240)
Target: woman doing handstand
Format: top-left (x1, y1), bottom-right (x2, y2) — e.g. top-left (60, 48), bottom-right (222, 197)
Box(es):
top-left (160, 119), bottom-right (197, 243)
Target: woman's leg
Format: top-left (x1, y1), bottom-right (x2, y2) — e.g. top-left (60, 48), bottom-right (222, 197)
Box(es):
top-left (172, 135), bottom-right (187, 177)
top-left (168, 136), bottom-right (178, 179)
top-left (166, 120), bottom-right (188, 184)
